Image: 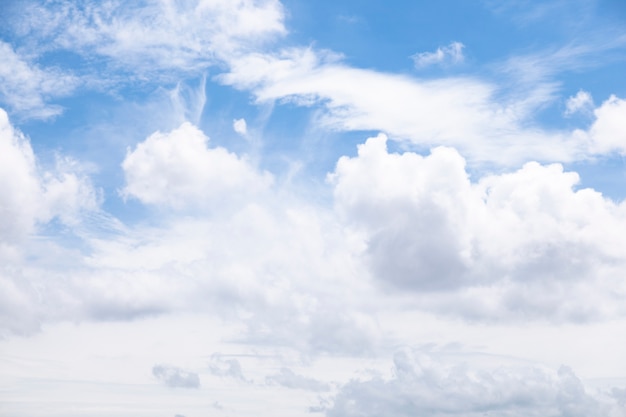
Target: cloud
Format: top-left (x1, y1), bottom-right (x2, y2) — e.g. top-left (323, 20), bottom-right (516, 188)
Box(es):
top-left (266, 367), bottom-right (330, 392)
top-left (612, 387), bottom-right (626, 406)
top-left (0, 108), bottom-right (104, 336)
top-left (0, 108), bottom-right (99, 243)
top-left (209, 356), bottom-right (248, 382)
top-left (152, 364), bottom-right (200, 388)
top-left (329, 133), bottom-right (626, 321)
top-left (586, 95), bottom-right (626, 154)
top-left (0, 108), bottom-right (42, 242)
top-left (121, 122), bottom-right (272, 210)
top-left (412, 41), bottom-right (465, 68)
top-left (0, 41), bottom-right (77, 119)
top-left (233, 118), bottom-right (248, 135)
top-left (220, 47), bottom-right (591, 165)
top-left (326, 348), bottom-right (614, 417)
top-left (11, 0), bottom-right (286, 79)
top-left (169, 76), bottom-right (208, 125)
top-left (565, 90), bottom-right (594, 116)
top-left (485, 0), bottom-right (596, 26)
top-left (81, 191), bottom-right (377, 353)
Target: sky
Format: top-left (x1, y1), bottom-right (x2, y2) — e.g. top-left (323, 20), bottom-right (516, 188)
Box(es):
top-left (1, 0), bottom-right (626, 416)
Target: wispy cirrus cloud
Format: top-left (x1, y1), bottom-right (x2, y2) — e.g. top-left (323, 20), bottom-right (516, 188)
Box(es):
top-left (222, 46), bottom-right (620, 165)
top-left (0, 41), bottom-right (78, 119)
top-left (10, 0), bottom-right (286, 80)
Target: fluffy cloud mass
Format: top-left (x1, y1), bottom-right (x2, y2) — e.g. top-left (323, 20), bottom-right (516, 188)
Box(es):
top-left (0, 108), bottom-right (99, 243)
top-left (0, 108), bottom-right (100, 336)
top-left (326, 349), bottom-right (616, 417)
top-left (2, 2), bottom-right (626, 416)
top-left (121, 122), bottom-right (272, 210)
top-left (586, 95), bottom-right (626, 154)
top-left (330, 133), bottom-right (626, 321)
top-left (153, 364), bottom-right (200, 388)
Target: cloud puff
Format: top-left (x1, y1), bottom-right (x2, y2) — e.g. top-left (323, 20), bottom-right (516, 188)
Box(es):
top-left (121, 122), bottom-right (272, 210)
top-left (412, 41), bottom-right (465, 68)
top-left (329, 133), bottom-right (626, 321)
top-left (565, 90), bottom-right (594, 116)
top-left (152, 364), bottom-right (200, 388)
top-left (326, 349), bottom-right (612, 417)
top-left (0, 108), bottom-right (99, 243)
top-left (0, 108), bottom-right (103, 336)
top-left (266, 367), bottom-right (330, 392)
top-left (209, 356), bottom-right (248, 382)
top-left (0, 41), bottom-right (77, 119)
top-left (586, 95), bottom-right (626, 154)
top-left (233, 118), bottom-right (248, 135)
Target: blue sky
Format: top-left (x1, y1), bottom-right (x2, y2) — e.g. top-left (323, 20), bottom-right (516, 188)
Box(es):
top-left (1, 1), bottom-right (626, 416)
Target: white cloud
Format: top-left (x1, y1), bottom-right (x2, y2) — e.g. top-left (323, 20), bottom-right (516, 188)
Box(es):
top-left (152, 364), bottom-right (200, 388)
top-left (14, 0), bottom-right (286, 79)
top-left (0, 108), bottom-right (101, 336)
top-left (121, 122), bottom-right (272, 210)
top-left (327, 348), bottom-right (615, 417)
top-left (169, 76), bottom-right (207, 125)
top-left (266, 367), bottom-right (330, 392)
top-left (0, 41), bottom-right (77, 118)
top-left (329, 133), bottom-right (626, 321)
top-left (0, 108), bottom-right (99, 243)
top-left (233, 118), bottom-right (248, 135)
top-left (2, 172), bottom-right (372, 352)
top-left (209, 356), bottom-right (249, 382)
top-left (221, 47), bottom-right (589, 165)
top-left (586, 95), bottom-right (626, 154)
top-left (0, 108), bottom-right (41, 242)
top-left (565, 90), bottom-right (594, 116)
top-left (412, 41), bottom-right (465, 68)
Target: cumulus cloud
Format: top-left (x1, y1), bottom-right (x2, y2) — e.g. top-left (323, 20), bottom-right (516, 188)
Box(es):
top-left (121, 122), bottom-right (272, 210)
top-left (0, 108), bottom-right (99, 243)
top-left (266, 367), bottom-right (330, 392)
top-left (586, 95), bottom-right (626, 154)
top-left (0, 108), bottom-right (103, 336)
top-left (0, 41), bottom-right (77, 118)
top-left (13, 175), bottom-right (370, 348)
top-left (412, 41), bottom-right (465, 68)
top-left (209, 356), bottom-right (248, 382)
top-left (0, 109), bottom-right (42, 242)
top-left (329, 133), bottom-right (626, 321)
top-left (565, 90), bottom-right (594, 116)
top-left (233, 118), bottom-right (248, 135)
top-left (152, 364), bottom-right (200, 388)
top-left (326, 349), bottom-right (614, 417)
